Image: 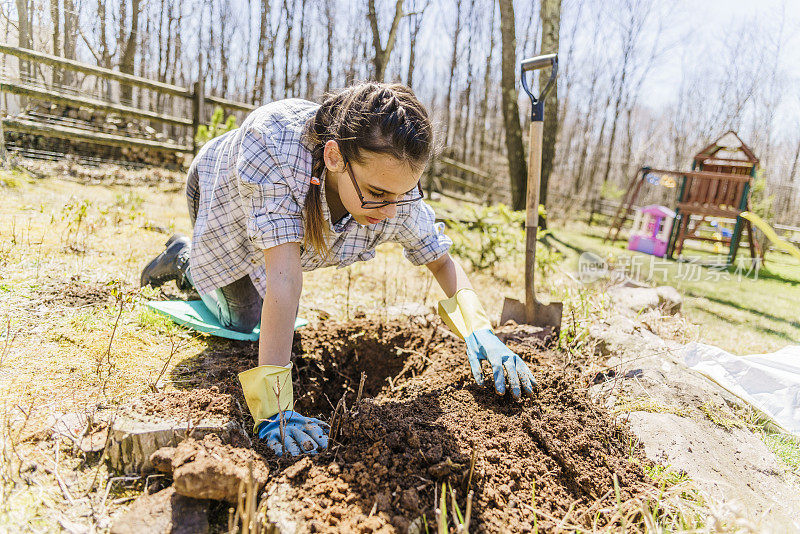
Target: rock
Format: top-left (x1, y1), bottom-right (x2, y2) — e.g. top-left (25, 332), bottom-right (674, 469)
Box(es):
top-left (591, 345), bottom-right (800, 531)
top-left (264, 482), bottom-right (301, 532)
top-left (105, 392), bottom-right (249, 473)
top-left (164, 434), bottom-right (269, 502)
top-left (608, 286), bottom-right (660, 315)
top-left (608, 285), bottom-right (683, 317)
top-left (110, 486), bottom-right (209, 534)
top-left (105, 415), bottom-right (248, 473)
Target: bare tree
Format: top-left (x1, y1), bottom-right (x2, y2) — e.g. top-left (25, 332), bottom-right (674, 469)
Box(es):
top-left (367, 0), bottom-right (405, 81)
top-left (475, 0), bottom-right (495, 166)
top-left (15, 0), bottom-right (31, 83)
top-left (283, 0), bottom-right (296, 96)
top-left (49, 0), bottom-right (61, 85)
top-left (119, 0), bottom-right (143, 102)
top-left (498, 0), bottom-right (526, 210)
top-left (443, 0), bottom-right (463, 148)
top-left (538, 0), bottom-right (560, 216)
top-left (405, 0), bottom-right (429, 89)
top-left (323, 0), bottom-right (334, 92)
top-left (458, 0), bottom-right (477, 161)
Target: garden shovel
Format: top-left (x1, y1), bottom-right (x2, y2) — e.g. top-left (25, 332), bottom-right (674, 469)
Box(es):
top-left (500, 53), bottom-right (563, 337)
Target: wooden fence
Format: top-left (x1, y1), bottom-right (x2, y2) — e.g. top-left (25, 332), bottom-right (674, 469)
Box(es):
top-left (0, 44), bottom-right (254, 159)
top-left (425, 155), bottom-right (510, 205)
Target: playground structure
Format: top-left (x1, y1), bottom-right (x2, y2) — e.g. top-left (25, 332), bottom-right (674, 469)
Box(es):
top-left (606, 131), bottom-right (762, 266)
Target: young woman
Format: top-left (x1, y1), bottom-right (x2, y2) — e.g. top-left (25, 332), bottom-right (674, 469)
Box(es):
top-left (141, 82), bottom-right (535, 456)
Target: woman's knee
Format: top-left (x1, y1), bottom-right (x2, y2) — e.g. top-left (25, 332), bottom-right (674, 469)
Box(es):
top-left (223, 305), bottom-right (262, 333)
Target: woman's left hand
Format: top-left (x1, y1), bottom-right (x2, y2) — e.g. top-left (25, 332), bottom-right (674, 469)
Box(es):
top-left (464, 329), bottom-right (536, 399)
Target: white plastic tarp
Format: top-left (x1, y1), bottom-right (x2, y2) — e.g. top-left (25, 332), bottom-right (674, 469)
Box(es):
top-left (682, 342), bottom-right (800, 435)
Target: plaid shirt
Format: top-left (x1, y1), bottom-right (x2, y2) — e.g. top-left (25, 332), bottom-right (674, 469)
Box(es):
top-left (187, 98), bottom-right (452, 296)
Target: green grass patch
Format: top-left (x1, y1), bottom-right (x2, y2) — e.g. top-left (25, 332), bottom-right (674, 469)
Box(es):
top-left (759, 433), bottom-right (800, 473)
top-left (135, 306), bottom-right (184, 335)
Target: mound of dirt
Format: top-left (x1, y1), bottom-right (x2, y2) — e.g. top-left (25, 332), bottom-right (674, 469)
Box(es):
top-left (176, 318), bottom-right (655, 532)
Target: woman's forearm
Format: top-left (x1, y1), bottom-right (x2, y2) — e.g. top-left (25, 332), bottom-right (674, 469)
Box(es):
top-left (426, 253), bottom-right (472, 298)
top-left (258, 244), bottom-right (303, 367)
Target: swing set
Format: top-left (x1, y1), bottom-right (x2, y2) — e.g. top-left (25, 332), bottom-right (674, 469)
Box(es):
top-left (605, 131), bottom-right (762, 266)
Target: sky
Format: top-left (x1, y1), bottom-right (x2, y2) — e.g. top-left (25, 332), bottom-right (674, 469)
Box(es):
top-left (643, 0), bottom-right (800, 107)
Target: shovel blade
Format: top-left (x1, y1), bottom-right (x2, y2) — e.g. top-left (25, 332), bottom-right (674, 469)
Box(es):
top-left (533, 301), bottom-right (564, 333)
top-left (501, 297), bottom-right (563, 333)
top-left (500, 298), bottom-right (527, 325)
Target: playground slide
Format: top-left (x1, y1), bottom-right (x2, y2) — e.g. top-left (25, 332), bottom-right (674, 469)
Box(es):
top-left (739, 211), bottom-right (800, 262)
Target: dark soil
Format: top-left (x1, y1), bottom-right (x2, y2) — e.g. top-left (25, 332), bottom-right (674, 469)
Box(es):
top-left (163, 316), bottom-right (655, 533)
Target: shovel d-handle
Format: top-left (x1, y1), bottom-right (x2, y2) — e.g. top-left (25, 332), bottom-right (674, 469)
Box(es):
top-left (520, 53), bottom-right (558, 122)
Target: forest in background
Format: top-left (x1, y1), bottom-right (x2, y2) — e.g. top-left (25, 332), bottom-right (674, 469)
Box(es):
top-left (3, 0), bottom-right (800, 224)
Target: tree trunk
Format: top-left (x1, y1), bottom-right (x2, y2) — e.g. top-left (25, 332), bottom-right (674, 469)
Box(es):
top-left (50, 0), bottom-right (61, 85)
top-left (220, 2), bottom-right (229, 97)
top-left (538, 0), bottom-right (560, 222)
top-left (405, 0), bottom-right (429, 90)
top-left (459, 0), bottom-right (476, 162)
top-left (294, 0), bottom-right (308, 95)
top-left (476, 0), bottom-right (495, 166)
top-left (283, 0), bottom-right (295, 96)
top-left (119, 0), bottom-right (142, 103)
top-left (324, 0), bottom-right (334, 92)
top-left (252, 0), bottom-right (270, 103)
top-left (443, 0), bottom-right (462, 148)
top-left (367, 0), bottom-right (405, 82)
top-left (244, 0), bottom-right (253, 100)
top-left (15, 0), bottom-right (31, 88)
top-left (498, 0), bottom-right (526, 211)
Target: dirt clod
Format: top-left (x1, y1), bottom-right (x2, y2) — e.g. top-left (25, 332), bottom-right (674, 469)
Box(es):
top-left (153, 434), bottom-right (268, 503)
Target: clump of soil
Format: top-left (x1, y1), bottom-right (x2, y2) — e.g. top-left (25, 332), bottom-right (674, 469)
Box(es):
top-left (151, 434), bottom-right (268, 502)
top-left (179, 317), bottom-right (655, 532)
top-left (124, 386), bottom-right (242, 425)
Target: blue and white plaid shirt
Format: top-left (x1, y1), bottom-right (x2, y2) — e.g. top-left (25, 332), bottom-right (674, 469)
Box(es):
top-left (187, 98), bottom-right (452, 296)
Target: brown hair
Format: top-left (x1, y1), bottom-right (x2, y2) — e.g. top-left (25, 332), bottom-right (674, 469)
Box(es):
top-left (302, 82), bottom-right (433, 257)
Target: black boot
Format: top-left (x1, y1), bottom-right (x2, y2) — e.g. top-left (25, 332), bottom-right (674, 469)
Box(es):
top-left (141, 234), bottom-right (191, 289)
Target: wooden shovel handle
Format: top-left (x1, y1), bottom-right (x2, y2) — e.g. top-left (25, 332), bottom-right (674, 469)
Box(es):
top-left (525, 121), bottom-right (543, 315)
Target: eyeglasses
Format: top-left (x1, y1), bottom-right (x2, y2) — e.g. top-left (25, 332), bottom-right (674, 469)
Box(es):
top-left (344, 159), bottom-right (424, 209)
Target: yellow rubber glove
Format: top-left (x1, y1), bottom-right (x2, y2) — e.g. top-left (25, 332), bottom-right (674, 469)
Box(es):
top-left (438, 288), bottom-right (536, 398)
top-left (238, 363), bottom-right (294, 432)
top-left (437, 288), bottom-right (492, 340)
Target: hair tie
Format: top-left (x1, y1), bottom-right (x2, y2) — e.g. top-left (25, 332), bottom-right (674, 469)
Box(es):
top-left (310, 176), bottom-right (321, 186)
